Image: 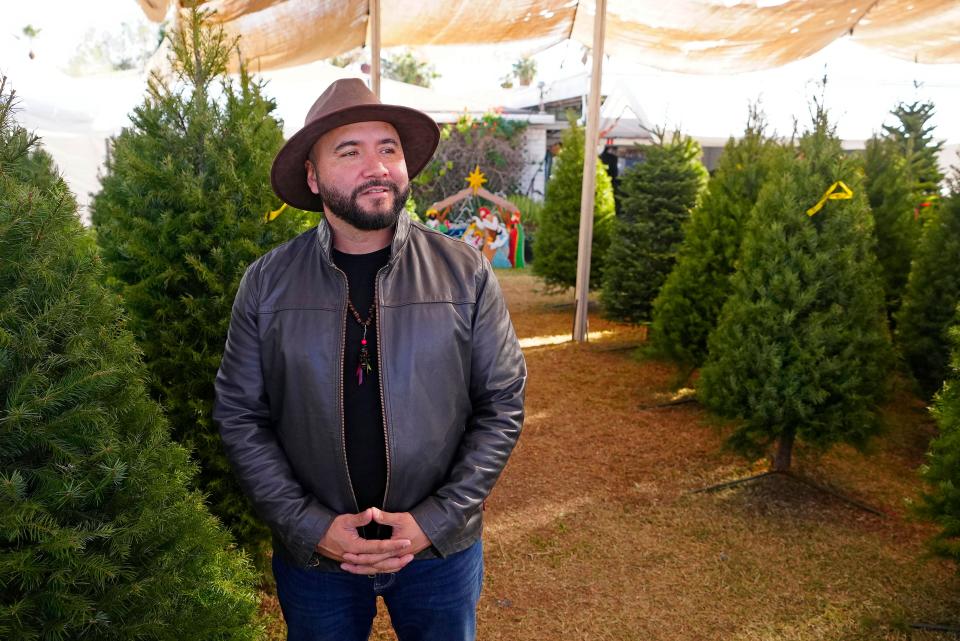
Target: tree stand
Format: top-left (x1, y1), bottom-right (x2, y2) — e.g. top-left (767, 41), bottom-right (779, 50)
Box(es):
top-left (690, 471), bottom-right (887, 518)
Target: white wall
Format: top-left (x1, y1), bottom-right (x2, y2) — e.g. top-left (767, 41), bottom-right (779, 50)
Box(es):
top-left (518, 124), bottom-right (547, 201)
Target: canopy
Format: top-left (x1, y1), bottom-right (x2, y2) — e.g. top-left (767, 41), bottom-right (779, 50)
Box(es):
top-left (138, 0), bottom-right (960, 73)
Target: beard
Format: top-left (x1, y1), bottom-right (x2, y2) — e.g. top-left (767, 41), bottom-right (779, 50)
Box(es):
top-left (316, 175), bottom-right (410, 231)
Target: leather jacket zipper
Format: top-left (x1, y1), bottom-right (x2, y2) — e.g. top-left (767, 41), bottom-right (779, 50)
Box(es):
top-left (332, 265), bottom-right (361, 514)
top-left (375, 268), bottom-right (391, 526)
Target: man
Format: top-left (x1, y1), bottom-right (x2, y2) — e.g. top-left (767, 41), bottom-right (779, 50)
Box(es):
top-left (213, 78), bottom-right (526, 641)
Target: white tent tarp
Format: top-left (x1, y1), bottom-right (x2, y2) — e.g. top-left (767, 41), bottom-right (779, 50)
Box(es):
top-left (139, 0), bottom-right (960, 73)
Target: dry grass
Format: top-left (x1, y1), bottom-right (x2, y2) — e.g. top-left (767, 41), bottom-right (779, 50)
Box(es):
top-left (261, 268), bottom-right (960, 641)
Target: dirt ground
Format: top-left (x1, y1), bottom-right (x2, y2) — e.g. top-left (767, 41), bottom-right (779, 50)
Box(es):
top-left (262, 268), bottom-right (960, 641)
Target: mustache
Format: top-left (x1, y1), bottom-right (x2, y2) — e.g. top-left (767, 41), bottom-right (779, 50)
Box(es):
top-left (352, 180), bottom-right (401, 199)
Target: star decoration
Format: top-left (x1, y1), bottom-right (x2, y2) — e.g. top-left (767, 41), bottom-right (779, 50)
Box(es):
top-left (465, 165), bottom-right (487, 194)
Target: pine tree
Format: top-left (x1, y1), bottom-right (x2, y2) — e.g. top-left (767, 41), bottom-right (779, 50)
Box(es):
top-left (651, 111), bottom-right (784, 366)
top-left (862, 135), bottom-right (921, 320)
top-left (0, 81), bottom-right (260, 641)
top-left (533, 118), bottom-right (615, 290)
top-left (91, 11), bottom-right (309, 553)
top-left (601, 131), bottom-right (707, 324)
top-left (916, 316), bottom-right (960, 565)
top-left (896, 188), bottom-right (960, 398)
top-left (882, 100), bottom-right (945, 214)
top-left (699, 109), bottom-right (891, 471)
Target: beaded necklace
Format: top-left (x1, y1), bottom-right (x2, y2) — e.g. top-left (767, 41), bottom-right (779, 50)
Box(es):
top-left (346, 300), bottom-right (375, 385)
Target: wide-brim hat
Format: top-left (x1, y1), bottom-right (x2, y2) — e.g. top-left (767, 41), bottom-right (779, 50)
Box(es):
top-left (271, 78), bottom-right (440, 212)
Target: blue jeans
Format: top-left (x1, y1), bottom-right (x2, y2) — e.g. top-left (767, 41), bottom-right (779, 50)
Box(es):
top-left (272, 541), bottom-right (484, 641)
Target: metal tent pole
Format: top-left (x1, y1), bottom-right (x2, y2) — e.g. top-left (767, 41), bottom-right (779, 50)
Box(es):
top-left (572, 0), bottom-right (607, 342)
top-left (371, 0), bottom-right (382, 97)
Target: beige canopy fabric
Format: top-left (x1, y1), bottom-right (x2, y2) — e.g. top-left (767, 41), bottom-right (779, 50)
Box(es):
top-left (139, 0), bottom-right (960, 73)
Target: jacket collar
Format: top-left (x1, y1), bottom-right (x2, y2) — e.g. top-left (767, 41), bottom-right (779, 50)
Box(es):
top-left (315, 211), bottom-right (412, 267)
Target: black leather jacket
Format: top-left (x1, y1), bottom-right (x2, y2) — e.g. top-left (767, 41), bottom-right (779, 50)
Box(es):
top-left (213, 213), bottom-right (526, 569)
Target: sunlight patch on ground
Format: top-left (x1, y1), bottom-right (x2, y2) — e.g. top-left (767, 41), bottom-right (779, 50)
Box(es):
top-left (523, 409), bottom-right (550, 423)
top-left (518, 330), bottom-right (615, 349)
top-left (484, 495), bottom-right (594, 540)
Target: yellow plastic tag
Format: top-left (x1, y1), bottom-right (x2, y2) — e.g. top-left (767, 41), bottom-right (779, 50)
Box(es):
top-left (807, 181), bottom-right (853, 217)
top-left (265, 202), bottom-right (287, 222)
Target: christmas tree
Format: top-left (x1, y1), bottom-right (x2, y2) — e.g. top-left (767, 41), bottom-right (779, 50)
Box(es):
top-left (91, 11), bottom-right (309, 554)
top-left (699, 109), bottom-right (891, 471)
top-left (882, 100), bottom-right (945, 213)
top-left (896, 187), bottom-right (960, 398)
top-left (862, 134), bottom-right (921, 320)
top-left (916, 316), bottom-right (960, 565)
top-left (601, 130), bottom-right (707, 324)
top-left (0, 81), bottom-right (259, 641)
top-left (651, 111), bottom-right (784, 366)
top-left (533, 117), bottom-right (615, 290)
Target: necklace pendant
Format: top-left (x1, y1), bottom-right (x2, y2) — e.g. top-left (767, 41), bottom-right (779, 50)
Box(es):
top-left (357, 343), bottom-right (373, 385)
top-left (347, 299), bottom-right (376, 385)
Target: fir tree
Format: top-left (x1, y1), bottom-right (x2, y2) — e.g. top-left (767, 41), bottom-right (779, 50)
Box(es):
top-left (0, 81), bottom-right (260, 641)
top-left (862, 134), bottom-right (921, 320)
top-left (601, 130), bottom-right (707, 324)
top-left (651, 111), bottom-right (784, 366)
top-left (916, 316), bottom-right (960, 565)
top-left (699, 110), bottom-right (891, 471)
top-left (533, 118), bottom-right (615, 290)
top-left (882, 100), bottom-right (945, 214)
top-left (91, 11), bottom-right (309, 553)
top-left (896, 187), bottom-right (960, 398)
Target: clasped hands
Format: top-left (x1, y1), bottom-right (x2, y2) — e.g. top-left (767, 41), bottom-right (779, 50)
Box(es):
top-left (316, 507), bottom-right (430, 575)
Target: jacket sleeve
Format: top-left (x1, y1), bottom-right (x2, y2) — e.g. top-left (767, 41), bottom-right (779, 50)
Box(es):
top-left (409, 258), bottom-right (527, 556)
top-left (213, 263), bottom-right (336, 568)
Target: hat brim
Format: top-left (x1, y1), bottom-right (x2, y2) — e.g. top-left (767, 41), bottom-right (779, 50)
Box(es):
top-left (270, 103), bottom-right (440, 212)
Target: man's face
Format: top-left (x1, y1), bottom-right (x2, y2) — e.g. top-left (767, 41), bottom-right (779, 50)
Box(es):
top-left (306, 120), bottom-right (410, 231)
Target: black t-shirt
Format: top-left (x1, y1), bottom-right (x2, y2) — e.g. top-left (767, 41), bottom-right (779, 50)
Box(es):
top-left (332, 246), bottom-right (391, 539)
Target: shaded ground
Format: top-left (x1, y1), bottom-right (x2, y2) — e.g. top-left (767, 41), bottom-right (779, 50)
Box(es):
top-left (263, 268), bottom-right (960, 641)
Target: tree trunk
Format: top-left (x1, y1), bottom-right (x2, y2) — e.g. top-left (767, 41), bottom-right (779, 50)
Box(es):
top-left (772, 426), bottom-right (796, 472)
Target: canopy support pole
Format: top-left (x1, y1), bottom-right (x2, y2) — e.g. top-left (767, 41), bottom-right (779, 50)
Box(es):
top-left (370, 0), bottom-right (382, 97)
top-left (573, 0), bottom-right (607, 343)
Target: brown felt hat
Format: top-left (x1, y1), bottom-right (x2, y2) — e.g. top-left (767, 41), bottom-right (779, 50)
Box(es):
top-left (270, 78), bottom-right (440, 212)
